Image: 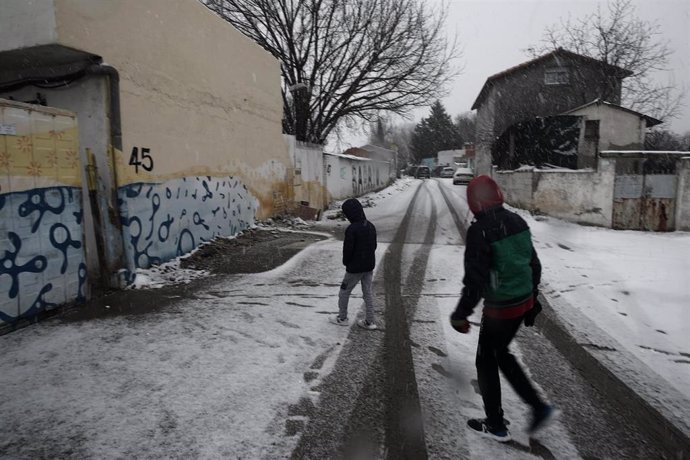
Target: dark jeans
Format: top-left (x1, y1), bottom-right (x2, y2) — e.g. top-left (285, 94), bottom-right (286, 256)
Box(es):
top-left (476, 314), bottom-right (544, 427)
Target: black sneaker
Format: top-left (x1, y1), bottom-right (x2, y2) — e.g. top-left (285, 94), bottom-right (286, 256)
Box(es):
top-left (467, 418), bottom-right (511, 442)
top-left (528, 405), bottom-right (559, 435)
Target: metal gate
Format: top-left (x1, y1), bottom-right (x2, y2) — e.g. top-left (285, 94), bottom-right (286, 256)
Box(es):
top-left (613, 173), bottom-right (676, 231)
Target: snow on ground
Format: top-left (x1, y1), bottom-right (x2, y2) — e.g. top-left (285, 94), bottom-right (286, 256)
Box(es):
top-left (92, 176), bottom-right (690, 415)
top-left (1, 177), bottom-right (687, 458)
top-left (0, 237), bottom-right (381, 458)
top-left (513, 209), bottom-right (690, 400)
top-left (421, 244), bottom-right (581, 459)
top-left (129, 258), bottom-right (209, 289)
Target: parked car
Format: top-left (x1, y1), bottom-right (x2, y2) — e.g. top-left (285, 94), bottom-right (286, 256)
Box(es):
top-left (440, 167), bottom-right (455, 178)
top-left (415, 165), bottom-right (431, 179)
top-left (453, 167), bottom-right (474, 185)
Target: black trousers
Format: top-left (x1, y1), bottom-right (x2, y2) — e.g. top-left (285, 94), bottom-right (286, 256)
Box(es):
top-left (476, 314), bottom-right (544, 426)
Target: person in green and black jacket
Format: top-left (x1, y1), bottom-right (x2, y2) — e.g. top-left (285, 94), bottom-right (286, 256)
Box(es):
top-left (450, 175), bottom-right (558, 442)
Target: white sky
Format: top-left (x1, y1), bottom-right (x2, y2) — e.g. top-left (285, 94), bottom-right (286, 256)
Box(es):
top-left (332, 0), bottom-right (690, 150)
top-left (440, 0), bottom-right (689, 127)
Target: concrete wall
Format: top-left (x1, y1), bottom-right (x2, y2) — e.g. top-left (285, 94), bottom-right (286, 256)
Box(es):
top-left (1, 0), bottom-right (292, 278)
top-left (493, 168), bottom-right (535, 209)
top-left (475, 91), bottom-right (496, 176)
top-left (674, 157), bottom-right (690, 231)
top-left (324, 153), bottom-right (392, 201)
top-left (0, 0), bottom-right (58, 49)
top-left (0, 99), bottom-right (86, 327)
top-left (48, 0), bottom-right (291, 210)
top-left (495, 158), bottom-right (616, 227)
top-left (284, 135), bottom-right (326, 210)
top-left (568, 103), bottom-right (646, 151)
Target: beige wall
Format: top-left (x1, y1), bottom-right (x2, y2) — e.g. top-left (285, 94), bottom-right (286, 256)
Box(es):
top-left (495, 158), bottom-right (616, 228)
top-left (324, 154), bottom-right (393, 201)
top-left (568, 104), bottom-right (646, 151)
top-left (51, 0), bottom-right (291, 215)
top-left (674, 157), bottom-right (690, 231)
top-left (0, 0), bottom-right (293, 272)
top-left (475, 90), bottom-right (495, 176)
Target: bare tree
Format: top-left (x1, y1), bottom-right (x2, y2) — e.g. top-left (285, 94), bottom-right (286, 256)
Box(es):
top-left (203, 0), bottom-right (459, 143)
top-left (386, 121), bottom-right (415, 167)
top-left (529, 0), bottom-right (683, 122)
top-left (369, 118), bottom-right (387, 147)
top-left (645, 129), bottom-right (690, 151)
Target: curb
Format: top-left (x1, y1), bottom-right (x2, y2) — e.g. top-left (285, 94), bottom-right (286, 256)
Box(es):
top-left (537, 291), bottom-right (690, 458)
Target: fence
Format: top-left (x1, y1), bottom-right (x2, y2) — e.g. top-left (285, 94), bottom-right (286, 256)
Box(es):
top-left (494, 152), bottom-right (690, 231)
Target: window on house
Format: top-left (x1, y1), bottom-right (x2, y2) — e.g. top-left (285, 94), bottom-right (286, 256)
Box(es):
top-left (544, 67), bottom-right (570, 85)
top-left (584, 120), bottom-right (600, 140)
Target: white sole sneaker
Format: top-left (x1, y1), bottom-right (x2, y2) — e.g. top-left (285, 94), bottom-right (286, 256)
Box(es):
top-left (330, 316), bottom-right (349, 326)
top-left (467, 419), bottom-right (511, 443)
top-left (357, 319), bottom-right (378, 330)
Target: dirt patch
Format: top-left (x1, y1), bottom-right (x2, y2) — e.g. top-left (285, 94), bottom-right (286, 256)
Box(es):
top-left (180, 228), bottom-right (328, 274)
top-left (57, 227), bottom-right (329, 324)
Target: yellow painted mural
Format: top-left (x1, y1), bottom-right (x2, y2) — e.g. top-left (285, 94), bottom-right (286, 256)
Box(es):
top-left (0, 99), bottom-right (81, 193)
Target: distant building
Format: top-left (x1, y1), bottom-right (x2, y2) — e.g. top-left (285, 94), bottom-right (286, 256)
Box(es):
top-left (563, 99), bottom-right (662, 169)
top-left (360, 144), bottom-right (396, 163)
top-left (438, 144), bottom-right (476, 169)
top-left (344, 144), bottom-right (397, 179)
top-left (471, 48), bottom-right (632, 174)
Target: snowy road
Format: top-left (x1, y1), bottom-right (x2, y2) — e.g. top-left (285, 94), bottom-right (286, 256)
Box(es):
top-left (0, 177), bottom-right (685, 458)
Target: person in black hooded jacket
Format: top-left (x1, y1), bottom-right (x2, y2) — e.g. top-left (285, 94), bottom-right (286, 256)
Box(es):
top-left (450, 175), bottom-right (557, 442)
top-left (332, 198), bottom-right (378, 330)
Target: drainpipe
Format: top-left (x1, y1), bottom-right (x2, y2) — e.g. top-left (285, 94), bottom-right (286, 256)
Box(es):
top-left (85, 64), bottom-right (122, 183)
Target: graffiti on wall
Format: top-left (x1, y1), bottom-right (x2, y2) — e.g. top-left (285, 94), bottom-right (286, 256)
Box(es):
top-left (117, 175), bottom-right (258, 274)
top-left (0, 186), bottom-right (87, 323)
top-left (1, 102), bottom-right (86, 325)
top-left (351, 164), bottom-right (378, 195)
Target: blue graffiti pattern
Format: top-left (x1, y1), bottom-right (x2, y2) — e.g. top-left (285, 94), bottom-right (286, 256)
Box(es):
top-left (1, 186), bottom-right (86, 324)
top-left (117, 176), bottom-right (258, 271)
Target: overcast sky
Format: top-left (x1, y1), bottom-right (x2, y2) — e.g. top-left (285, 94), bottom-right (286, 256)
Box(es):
top-left (333, 0), bottom-right (689, 150)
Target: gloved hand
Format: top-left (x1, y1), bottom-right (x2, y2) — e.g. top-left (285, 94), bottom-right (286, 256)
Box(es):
top-left (450, 316), bottom-right (471, 333)
top-left (524, 299), bottom-right (542, 327)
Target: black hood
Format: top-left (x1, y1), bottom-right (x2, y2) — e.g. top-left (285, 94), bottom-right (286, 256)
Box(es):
top-left (342, 198), bottom-right (366, 223)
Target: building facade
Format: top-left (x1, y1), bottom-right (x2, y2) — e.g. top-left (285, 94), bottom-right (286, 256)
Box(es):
top-left (472, 48), bottom-right (631, 175)
top-left (0, 0), bottom-right (292, 324)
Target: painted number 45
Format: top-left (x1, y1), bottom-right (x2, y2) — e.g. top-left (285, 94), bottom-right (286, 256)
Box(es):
top-left (129, 147), bottom-right (154, 173)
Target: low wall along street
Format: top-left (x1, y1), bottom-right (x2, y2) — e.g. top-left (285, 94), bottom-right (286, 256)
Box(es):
top-left (495, 158), bottom-right (616, 228)
top-left (495, 154), bottom-right (690, 231)
top-left (324, 153), bottom-right (393, 201)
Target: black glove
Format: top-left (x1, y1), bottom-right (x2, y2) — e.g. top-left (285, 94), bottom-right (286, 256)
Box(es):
top-left (524, 299), bottom-right (542, 327)
top-left (450, 316), bottom-right (471, 333)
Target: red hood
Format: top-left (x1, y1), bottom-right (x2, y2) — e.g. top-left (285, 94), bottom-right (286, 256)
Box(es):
top-left (467, 175), bottom-right (504, 214)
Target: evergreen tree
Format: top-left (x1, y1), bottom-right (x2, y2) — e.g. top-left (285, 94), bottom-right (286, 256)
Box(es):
top-left (410, 101), bottom-right (463, 161)
top-left (369, 118), bottom-right (387, 146)
top-left (454, 112), bottom-right (476, 143)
